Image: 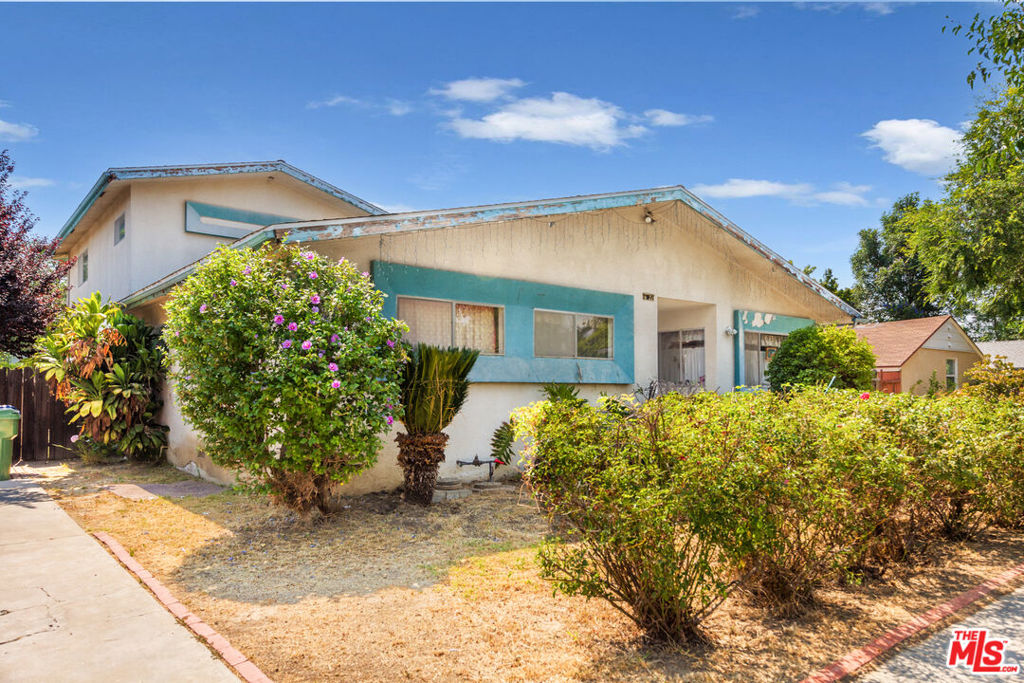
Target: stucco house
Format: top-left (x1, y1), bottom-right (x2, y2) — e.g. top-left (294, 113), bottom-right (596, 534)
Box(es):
top-left (56, 160), bottom-right (857, 492)
top-left (854, 316), bottom-right (983, 394)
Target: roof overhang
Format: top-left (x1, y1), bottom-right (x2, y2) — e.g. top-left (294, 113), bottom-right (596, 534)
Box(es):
top-left (121, 185), bottom-right (862, 318)
top-left (57, 160), bottom-right (385, 246)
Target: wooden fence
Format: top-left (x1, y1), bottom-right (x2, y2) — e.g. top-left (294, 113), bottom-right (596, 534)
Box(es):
top-left (0, 368), bottom-right (76, 462)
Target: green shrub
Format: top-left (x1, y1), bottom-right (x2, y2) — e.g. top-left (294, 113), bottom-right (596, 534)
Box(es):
top-left (962, 355), bottom-right (1024, 399)
top-left (396, 344), bottom-right (478, 505)
top-left (163, 242), bottom-right (407, 516)
top-left (516, 396), bottom-right (736, 644)
top-left (34, 293), bottom-right (167, 461)
top-left (766, 325), bottom-right (875, 391)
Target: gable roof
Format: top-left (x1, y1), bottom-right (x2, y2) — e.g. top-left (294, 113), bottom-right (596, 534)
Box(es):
top-left (976, 340), bottom-right (1024, 368)
top-left (854, 315), bottom-right (965, 367)
top-left (120, 185), bottom-right (861, 318)
top-left (57, 160), bottom-right (384, 244)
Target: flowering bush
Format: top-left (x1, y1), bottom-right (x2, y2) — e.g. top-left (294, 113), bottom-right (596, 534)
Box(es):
top-left (33, 293), bottom-right (167, 462)
top-left (163, 242), bottom-right (406, 515)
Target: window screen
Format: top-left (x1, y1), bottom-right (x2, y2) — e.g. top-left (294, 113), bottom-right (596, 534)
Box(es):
top-left (397, 296), bottom-right (503, 354)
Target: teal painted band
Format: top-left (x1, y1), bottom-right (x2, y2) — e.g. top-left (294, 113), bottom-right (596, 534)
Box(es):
top-left (372, 261), bottom-right (634, 385)
top-left (185, 201), bottom-right (297, 239)
top-left (733, 309), bottom-right (815, 388)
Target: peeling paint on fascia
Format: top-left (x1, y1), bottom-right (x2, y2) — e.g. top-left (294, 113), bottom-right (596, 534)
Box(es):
top-left (277, 185), bottom-right (860, 318)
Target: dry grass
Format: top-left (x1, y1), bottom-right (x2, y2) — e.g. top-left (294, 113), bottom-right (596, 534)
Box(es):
top-left (27, 461), bottom-right (1024, 682)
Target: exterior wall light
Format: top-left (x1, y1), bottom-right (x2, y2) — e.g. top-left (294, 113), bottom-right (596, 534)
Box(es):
top-left (724, 326), bottom-right (738, 336)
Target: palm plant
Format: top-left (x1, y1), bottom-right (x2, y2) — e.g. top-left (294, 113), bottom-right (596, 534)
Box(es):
top-left (396, 343), bottom-right (479, 504)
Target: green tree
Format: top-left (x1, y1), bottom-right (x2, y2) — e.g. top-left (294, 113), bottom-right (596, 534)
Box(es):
top-left (902, 2), bottom-right (1024, 339)
top-left (802, 265), bottom-right (862, 311)
top-left (848, 194), bottom-right (943, 322)
top-left (765, 325), bottom-right (876, 391)
top-left (163, 242), bottom-right (407, 516)
top-left (396, 344), bottom-right (478, 505)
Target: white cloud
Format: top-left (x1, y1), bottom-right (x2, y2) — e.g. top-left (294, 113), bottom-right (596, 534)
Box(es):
top-left (307, 95), bottom-right (361, 109)
top-left (0, 119), bottom-right (39, 142)
top-left (732, 5), bottom-right (761, 19)
top-left (691, 178), bottom-right (874, 206)
top-left (307, 94), bottom-right (411, 116)
top-left (863, 2), bottom-right (895, 15)
top-left (9, 176), bottom-right (54, 190)
top-left (691, 178), bottom-right (814, 199)
top-left (644, 109), bottom-right (714, 127)
top-left (862, 118), bottom-right (962, 175)
top-left (430, 77), bottom-right (526, 103)
top-left (449, 92), bottom-right (650, 150)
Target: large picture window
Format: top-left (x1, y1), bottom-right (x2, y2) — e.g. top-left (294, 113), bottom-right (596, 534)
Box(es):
top-left (743, 331), bottom-right (786, 387)
top-left (534, 310), bottom-right (613, 359)
top-left (396, 296), bottom-right (504, 354)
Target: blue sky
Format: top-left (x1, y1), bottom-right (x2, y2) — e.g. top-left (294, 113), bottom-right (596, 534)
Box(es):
top-left (1, 2), bottom-right (998, 284)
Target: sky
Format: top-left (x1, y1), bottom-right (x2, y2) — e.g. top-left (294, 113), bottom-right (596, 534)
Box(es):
top-left (0, 1), bottom-right (1001, 285)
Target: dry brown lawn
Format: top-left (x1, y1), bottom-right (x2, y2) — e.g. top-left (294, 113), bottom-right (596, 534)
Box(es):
top-left (22, 461), bottom-right (1024, 682)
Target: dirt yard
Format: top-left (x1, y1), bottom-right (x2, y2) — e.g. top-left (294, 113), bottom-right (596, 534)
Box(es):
top-left (23, 461), bottom-right (1024, 682)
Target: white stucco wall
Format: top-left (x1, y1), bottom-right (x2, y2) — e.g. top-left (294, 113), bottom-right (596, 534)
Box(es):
top-left (65, 174), bottom-right (369, 304)
top-left (129, 198), bottom-right (850, 493)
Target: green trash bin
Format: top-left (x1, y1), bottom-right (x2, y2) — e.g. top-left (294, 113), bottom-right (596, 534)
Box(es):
top-left (0, 405), bottom-right (20, 481)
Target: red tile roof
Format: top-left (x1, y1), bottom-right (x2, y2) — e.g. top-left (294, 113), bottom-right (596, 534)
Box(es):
top-left (854, 315), bottom-right (952, 368)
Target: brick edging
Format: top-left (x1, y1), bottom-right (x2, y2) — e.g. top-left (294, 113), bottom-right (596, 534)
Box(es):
top-left (92, 531), bottom-right (272, 683)
top-left (800, 560), bottom-right (1024, 683)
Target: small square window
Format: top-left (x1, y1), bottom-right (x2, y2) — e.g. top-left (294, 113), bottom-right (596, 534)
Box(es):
top-left (80, 250), bottom-right (88, 284)
top-left (114, 214), bottom-right (126, 245)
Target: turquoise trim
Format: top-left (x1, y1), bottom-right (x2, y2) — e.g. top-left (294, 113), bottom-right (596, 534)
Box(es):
top-left (733, 309), bottom-right (815, 388)
top-left (185, 201), bottom-right (297, 239)
top-left (372, 261), bottom-right (634, 385)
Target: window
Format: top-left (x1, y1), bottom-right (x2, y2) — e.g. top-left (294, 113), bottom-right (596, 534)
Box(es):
top-left (114, 214), bottom-right (126, 245)
top-left (396, 296), bottom-right (503, 354)
top-left (658, 329), bottom-right (705, 387)
top-left (946, 358), bottom-right (957, 390)
top-left (534, 310), bottom-right (613, 359)
top-left (743, 331), bottom-right (787, 387)
top-left (79, 250), bottom-right (88, 284)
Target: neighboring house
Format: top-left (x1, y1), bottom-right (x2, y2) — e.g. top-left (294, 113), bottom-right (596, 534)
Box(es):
top-left (854, 316), bottom-right (983, 394)
top-left (976, 340), bottom-right (1024, 368)
top-left (57, 161), bottom-right (858, 492)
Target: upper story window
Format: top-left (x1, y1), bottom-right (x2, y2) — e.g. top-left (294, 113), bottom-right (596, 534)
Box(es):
top-left (946, 358), bottom-right (957, 390)
top-left (396, 296), bottom-right (504, 355)
top-left (79, 250), bottom-right (89, 284)
top-left (114, 214), bottom-right (126, 245)
top-left (534, 309), bottom-right (613, 359)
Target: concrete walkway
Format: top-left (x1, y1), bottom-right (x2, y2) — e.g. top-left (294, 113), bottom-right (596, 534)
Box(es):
top-left (859, 584), bottom-right (1024, 681)
top-left (0, 479), bottom-right (237, 682)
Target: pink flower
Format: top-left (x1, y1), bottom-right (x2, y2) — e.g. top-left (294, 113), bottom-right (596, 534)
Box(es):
top-left (309, 271), bottom-right (318, 279)
top-left (328, 362), bottom-right (338, 372)
top-left (281, 340), bottom-right (292, 349)
top-left (243, 266), bottom-right (252, 275)
top-left (273, 315), bottom-right (284, 325)
top-left (337, 257), bottom-right (347, 264)
top-left (280, 283), bottom-right (288, 290)
top-left (303, 252), bottom-right (315, 260)
top-left (331, 380), bottom-right (341, 389)
top-left (311, 306), bottom-right (319, 313)
top-left (301, 340), bottom-right (313, 351)
top-left (330, 333), bottom-right (340, 344)
top-left (318, 351), bottom-right (325, 358)
top-left (199, 304), bottom-right (207, 313)
top-left (386, 415), bottom-right (394, 426)
top-left (230, 279), bottom-right (237, 287)
top-left (70, 435), bottom-right (79, 443)
top-left (287, 322), bottom-right (298, 331)
top-left (860, 392), bottom-right (870, 400)
top-left (362, 271), bottom-right (369, 277)
top-left (310, 294), bottom-right (321, 305)
top-left (386, 339), bottom-right (396, 348)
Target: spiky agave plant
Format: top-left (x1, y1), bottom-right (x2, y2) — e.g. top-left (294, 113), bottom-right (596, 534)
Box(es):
top-left (396, 344), bottom-right (479, 504)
